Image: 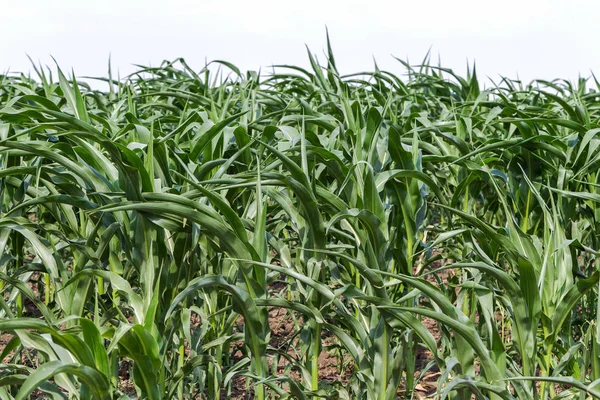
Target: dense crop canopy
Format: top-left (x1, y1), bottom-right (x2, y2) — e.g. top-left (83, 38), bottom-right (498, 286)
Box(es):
top-left (0, 45), bottom-right (599, 399)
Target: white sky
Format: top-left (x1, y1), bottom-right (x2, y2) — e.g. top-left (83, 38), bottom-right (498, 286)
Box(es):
top-left (1, 0), bottom-right (597, 86)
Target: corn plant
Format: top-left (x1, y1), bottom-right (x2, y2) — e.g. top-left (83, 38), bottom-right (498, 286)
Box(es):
top-left (0, 40), bottom-right (599, 400)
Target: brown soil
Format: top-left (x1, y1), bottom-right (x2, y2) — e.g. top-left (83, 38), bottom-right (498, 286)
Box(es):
top-left (0, 332), bottom-right (15, 375)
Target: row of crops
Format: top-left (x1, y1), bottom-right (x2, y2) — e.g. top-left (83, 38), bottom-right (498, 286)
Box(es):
top-left (0, 44), bottom-right (599, 399)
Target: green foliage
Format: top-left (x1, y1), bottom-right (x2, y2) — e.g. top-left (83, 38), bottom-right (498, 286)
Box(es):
top-left (0, 47), bottom-right (599, 399)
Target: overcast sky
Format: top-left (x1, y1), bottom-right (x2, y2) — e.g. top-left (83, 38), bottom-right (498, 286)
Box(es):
top-left (2, 0), bottom-right (597, 86)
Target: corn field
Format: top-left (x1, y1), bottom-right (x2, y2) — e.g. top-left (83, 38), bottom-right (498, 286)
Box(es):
top-left (0, 43), bottom-right (600, 400)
